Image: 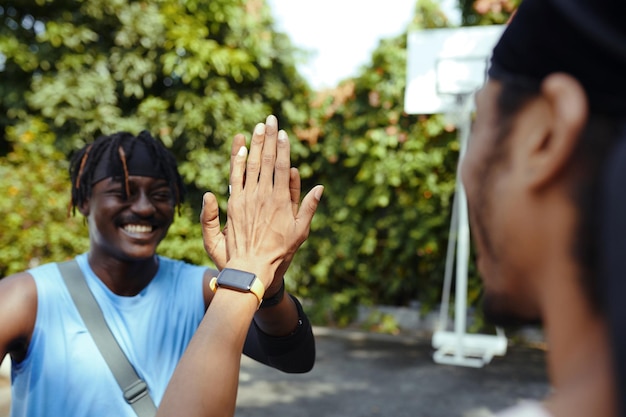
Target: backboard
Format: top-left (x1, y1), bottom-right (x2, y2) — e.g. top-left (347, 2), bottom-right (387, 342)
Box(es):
top-left (404, 25), bottom-right (506, 115)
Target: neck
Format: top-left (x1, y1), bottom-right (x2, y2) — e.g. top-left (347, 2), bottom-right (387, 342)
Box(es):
top-left (539, 263), bottom-right (616, 417)
top-left (87, 251), bottom-right (159, 296)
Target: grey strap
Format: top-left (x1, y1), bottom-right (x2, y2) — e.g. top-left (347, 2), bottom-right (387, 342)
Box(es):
top-left (58, 260), bottom-right (157, 417)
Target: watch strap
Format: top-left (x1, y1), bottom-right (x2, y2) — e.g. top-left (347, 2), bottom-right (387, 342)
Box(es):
top-left (248, 278), bottom-right (265, 304)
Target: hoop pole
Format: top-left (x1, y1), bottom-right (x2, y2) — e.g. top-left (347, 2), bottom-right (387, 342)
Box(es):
top-left (453, 94), bottom-right (472, 359)
top-left (438, 182), bottom-right (459, 332)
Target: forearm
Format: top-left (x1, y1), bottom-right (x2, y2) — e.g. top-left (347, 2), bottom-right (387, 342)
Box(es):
top-left (176, 114), bottom-right (322, 416)
top-left (156, 289), bottom-right (258, 417)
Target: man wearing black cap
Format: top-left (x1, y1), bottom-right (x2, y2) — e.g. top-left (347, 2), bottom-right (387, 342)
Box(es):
top-left (151, 0), bottom-right (626, 416)
top-left (0, 115), bottom-right (319, 417)
top-left (461, 0), bottom-right (625, 415)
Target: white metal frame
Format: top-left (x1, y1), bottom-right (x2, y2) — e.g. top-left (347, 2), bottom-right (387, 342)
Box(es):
top-left (405, 25), bottom-right (507, 368)
top-left (431, 93), bottom-right (507, 367)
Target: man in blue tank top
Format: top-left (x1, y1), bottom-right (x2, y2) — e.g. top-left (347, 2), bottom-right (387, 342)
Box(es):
top-left (0, 114), bottom-right (316, 417)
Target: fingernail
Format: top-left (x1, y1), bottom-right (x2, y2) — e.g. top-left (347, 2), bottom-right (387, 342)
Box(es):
top-left (238, 146), bottom-right (247, 156)
top-left (266, 115), bottom-right (277, 127)
top-left (278, 130), bottom-right (287, 141)
top-left (314, 186), bottom-right (324, 200)
top-left (254, 123), bottom-right (265, 135)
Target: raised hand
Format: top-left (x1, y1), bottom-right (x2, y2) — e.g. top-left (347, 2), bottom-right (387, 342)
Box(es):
top-left (201, 115), bottom-right (323, 289)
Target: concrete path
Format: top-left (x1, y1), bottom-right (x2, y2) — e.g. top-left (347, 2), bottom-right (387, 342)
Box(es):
top-left (0, 327), bottom-right (549, 417)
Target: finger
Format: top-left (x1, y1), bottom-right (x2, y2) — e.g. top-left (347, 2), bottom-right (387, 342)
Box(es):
top-left (289, 167), bottom-right (301, 216)
top-left (200, 192), bottom-right (224, 255)
top-left (230, 133), bottom-right (247, 178)
top-left (294, 185), bottom-right (324, 243)
top-left (259, 115), bottom-right (278, 190)
top-left (273, 129), bottom-right (291, 196)
top-left (229, 145), bottom-right (248, 195)
top-left (245, 122), bottom-right (265, 189)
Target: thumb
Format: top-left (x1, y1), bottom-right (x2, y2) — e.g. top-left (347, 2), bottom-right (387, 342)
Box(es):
top-left (200, 192), bottom-right (223, 254)
top-left (294, 185), bottom-right (324, 241)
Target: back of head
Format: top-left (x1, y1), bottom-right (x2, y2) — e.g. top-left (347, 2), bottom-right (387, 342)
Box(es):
top-left (68, 131), bottom-right (185, 214)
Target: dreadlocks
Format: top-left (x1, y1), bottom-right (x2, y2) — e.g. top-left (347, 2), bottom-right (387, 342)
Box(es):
top-left (68, 131), bottom-right (185, 215)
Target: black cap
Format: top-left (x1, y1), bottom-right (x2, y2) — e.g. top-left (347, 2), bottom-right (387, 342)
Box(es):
top-left (91, 133), bottom-right (167, 185)
top-left (488, 0), bottom-right (626, 117)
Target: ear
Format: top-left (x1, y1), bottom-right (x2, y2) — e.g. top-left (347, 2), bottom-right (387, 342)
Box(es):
top-left (523, 73), bottom-right (588, 189)
top-left (77, 199), bottom-right (90, 217)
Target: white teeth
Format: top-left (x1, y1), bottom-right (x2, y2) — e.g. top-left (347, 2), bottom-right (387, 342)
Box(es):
top-left (123, 224), bottom-right (152, 234)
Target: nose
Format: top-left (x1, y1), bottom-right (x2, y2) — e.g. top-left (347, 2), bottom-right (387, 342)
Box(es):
top-left (130, 190), bottom-right (156, 217)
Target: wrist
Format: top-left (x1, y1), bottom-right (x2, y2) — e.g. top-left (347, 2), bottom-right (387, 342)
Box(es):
top-left (208, 287), bottom-right (259, 319)
top-left (223, 259), bottom-right (277, 288)
top-left (260, 279), bottom-right (285, 309)
top-left (210, 268), bottom-right (265, 308)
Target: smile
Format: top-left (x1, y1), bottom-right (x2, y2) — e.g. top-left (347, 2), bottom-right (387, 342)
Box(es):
top-left (122, 224), bottom-right (154, 234)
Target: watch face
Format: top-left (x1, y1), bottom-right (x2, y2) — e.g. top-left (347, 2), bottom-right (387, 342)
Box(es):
top-left (217, 268), bottom-right (257, 291)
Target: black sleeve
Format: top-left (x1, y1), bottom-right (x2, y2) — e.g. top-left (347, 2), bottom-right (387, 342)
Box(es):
top-left (242, 294), bottom-right (315, 373)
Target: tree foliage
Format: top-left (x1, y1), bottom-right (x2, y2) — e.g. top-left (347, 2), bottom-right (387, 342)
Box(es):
top-left (0, 120), bottom-right (89, 275)
top-left (0, 0), bottom-right (312, 274)
top-left (289, 0), bottom-right (463, 325)
top-left (290, 0), bottom-right (516, 325)
top-left (0, 0), bottom-right (312, 203)
top-left (0, 0), bottom-right (517, 327)
top-left (459, 0), bottom-right (520, 25)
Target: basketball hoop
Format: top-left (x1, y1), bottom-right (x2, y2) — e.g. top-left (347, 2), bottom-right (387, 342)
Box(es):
top-left (405, 25), bottom-right (507, 368)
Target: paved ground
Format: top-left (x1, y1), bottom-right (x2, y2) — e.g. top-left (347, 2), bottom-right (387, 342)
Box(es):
top-left (236, 328), bottom-right (549, 417)
top-left (0, 327), bottom-right (549, 417)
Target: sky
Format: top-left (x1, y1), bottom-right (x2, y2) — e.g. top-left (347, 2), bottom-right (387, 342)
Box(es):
top-left (267, 0), bottom-right (460, 90)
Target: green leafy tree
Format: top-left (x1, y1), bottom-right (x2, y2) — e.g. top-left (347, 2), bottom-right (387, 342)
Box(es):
top-left (0, 0), bottom-right (520, 328)
top-left (0, 0), bottom-right (312, 272)
top-left (289, 0), bottom-right (462, 326)
top-left (290, 0), bottom-right (517, 327)
top-left (0, 116), bottom-right (212, 276)
top-left (459, 0), bottom-right (519, 25)
top-left (0, 120), bottom-right (89, 276)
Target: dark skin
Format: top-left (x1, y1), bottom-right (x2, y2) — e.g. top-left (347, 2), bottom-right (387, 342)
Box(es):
top-left (461, 75), bottom-right (615, 417)
top-left (0, 273), bottom-right (37, 363)
top-left (80, 176), bottom-right (175, 296)
top-left (0, 177), bottom-right (177, 364)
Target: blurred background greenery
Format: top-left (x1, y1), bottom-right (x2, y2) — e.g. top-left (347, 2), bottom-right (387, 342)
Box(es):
top-left (0, 0), bottom-right (517, 328)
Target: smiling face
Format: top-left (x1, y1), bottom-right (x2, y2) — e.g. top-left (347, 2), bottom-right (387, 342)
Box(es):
top-left (80, 175), bottom-right (176, 262)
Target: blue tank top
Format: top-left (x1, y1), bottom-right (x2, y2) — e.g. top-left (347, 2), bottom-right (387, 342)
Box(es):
top-left (11, 253), bottom-right (206, 417)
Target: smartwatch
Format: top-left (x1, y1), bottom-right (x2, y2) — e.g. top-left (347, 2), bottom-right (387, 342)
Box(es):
top-left (210, 268), bottom-right (265, 307)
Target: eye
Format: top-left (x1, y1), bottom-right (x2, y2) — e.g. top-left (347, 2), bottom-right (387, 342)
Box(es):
top-left (152, 188), bottom-right (173, 202)
top-left (105, 187), bottom-right (125, 198)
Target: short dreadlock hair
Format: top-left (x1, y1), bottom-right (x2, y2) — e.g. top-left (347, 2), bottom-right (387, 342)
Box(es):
top-left (68, 131), bottom-right (185, 216)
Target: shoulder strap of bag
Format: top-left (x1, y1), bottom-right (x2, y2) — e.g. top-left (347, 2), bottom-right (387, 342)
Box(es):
top-left (58, 260), bottom-right (157, 417)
